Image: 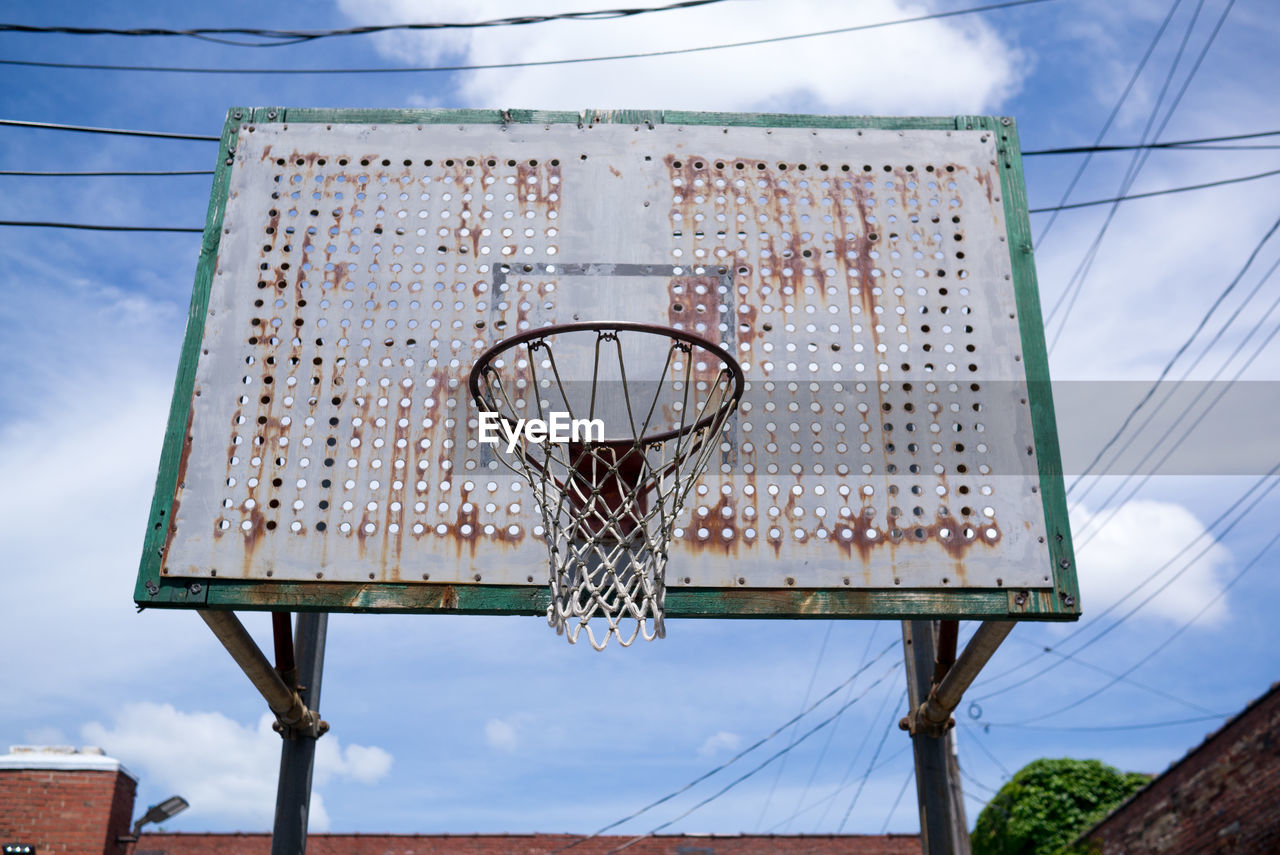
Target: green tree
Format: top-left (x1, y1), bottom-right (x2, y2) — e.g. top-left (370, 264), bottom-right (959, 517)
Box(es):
top-left (970, 757), bottom-right (1150, 855)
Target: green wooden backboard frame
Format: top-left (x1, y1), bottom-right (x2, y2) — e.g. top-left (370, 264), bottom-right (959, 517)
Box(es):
top-left (135, 107), bottom-right (1079, 621)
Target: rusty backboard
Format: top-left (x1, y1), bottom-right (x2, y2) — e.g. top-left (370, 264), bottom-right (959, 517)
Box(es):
top-left (137, 108), bottom-right (1078, 621)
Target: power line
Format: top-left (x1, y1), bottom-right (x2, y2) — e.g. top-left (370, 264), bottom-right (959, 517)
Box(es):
top-left (755, 622), bottom-right (834, 830)
top-left (0, 118), bottom-right (219, 141)
top-left (972, 467), bottom-right (1280, 699)
top-left (959, 725), bottom-right (1013, 779)
top-left (976, 465), bottom-right (1280, 705)
top-left (0, 0), bottom-right (1060, 75)
top-left (957, 766), bottom-right (999, 797)
top-left (1046, 0), bottom-right (1237, 353)
top-left (989, 466), bottom-right (1279, 700)
top-left (1028, 0), bottom-right (1184, 247)
top-left (0, 220), bottom-right (202, 233)
top-left (1028, 167), bottom-right (1280, 213)
top-left (1045, 0), bottom-right (1213, 348)
top-left (879, 769), bottom-right (916, 833)
top-left (766, 743), bottom-right (913, 832)
top-left (0, 168), bottom-right (212, 176)
top-left (604, 662), bottom-right (902, 853)
top-left (1014, 529), bottom-right (1280, 724)
top-left (1066, 212), bottom-right (1280, 493)
top-left (810, 675), bottom-right (900, 830)
top-left (1023, 128), bottom-right (1280, 156)
top-left (836, 688), bottom-right (908, 832)
top-left (1070, 248), bottom-right (1280, 513)
top-left (1070, 259), bottom-right (1280, 550)
top-left (1007, 636), bottom-right (1224, 716)
top-left (981, 714), bottom-right (1227, 732)
top-left (784, 622), bottom-right (882, 832)
top-left (0, 1), bottom-right (735, 47)
top-left (1042, 0), bottom-right (1208, 333)
top-left (5, 114), bottom-right (1277, 157)
top-left (549, 640), bottom-right (899, 853)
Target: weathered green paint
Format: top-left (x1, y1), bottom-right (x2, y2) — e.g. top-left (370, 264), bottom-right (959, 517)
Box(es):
top-left (134, 106), bottom-right (251, 610)
top-left (981, 114), bottom-right (1081, 619)
top-left (167, 579), bottom-right (1059, 621)
top-left (136, 107), bottom-right (1077, 621)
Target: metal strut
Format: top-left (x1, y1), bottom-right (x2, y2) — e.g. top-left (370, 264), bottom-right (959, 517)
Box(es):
top-left (902, 620), bottom-right (1015, 738)
top-left (199, 610), bottom-right (328, 739)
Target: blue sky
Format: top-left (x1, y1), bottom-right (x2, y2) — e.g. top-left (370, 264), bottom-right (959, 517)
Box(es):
top-left (2, 0), bottom-right (1279, 837)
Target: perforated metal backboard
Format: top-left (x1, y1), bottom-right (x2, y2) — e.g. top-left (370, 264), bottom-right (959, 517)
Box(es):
top-left (137, 108), bottom-right (1078, 621)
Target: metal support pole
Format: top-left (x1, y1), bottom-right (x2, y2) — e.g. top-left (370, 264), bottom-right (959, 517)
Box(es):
top-left (909, 620), bottom-right (1014, 737)
top-left (901, 621), bottom-right (970, 855)
top-left (271, 613), bottom-right (328, 855)
top-left (199, 611), bottom-right (316, 732)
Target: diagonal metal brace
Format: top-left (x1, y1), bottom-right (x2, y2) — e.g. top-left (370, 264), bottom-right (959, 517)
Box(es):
top-left (902, 620), bottom-right (1015, 738)
top-left (200, 610), bottom-right (328, 739)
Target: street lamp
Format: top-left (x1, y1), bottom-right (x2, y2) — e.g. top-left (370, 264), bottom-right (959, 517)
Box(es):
top-left (118, 796), bottom-right (189, 842)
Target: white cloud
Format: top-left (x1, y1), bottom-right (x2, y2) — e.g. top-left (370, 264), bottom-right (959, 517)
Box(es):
top-left (1070, 499), bottom-right (1231, 625)
top-left (484, 717), bottom-right (519, 751)
top-left (81, 703), bottom-right (392, 831)
top-left (334, 0), bottom-right (1024, 114)
top-left (332, 743), bottom-right (395, 783)
top-left (696, 730), bottom-right (742, 757)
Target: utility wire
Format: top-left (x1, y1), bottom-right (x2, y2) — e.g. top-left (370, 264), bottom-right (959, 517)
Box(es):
top-left (604, 662), bottom-right (902, 853)
top-left (0, 0), bottom-right (1060, 75)
top-left (1045, 0), bottom-right (1210, 347)
top-left (1071, 260), bottom-right (1280, 550)
top-left (972, 468), bottom-right (1280, 698)
top-left (975, 464), bottom-right (1280, 703)
top-left (548, 640), bottom-right (899, 854)
top-left (1015, 529), bottom-right (1280, 724)
top-left (1044, 0), bottom-right (1205, 324)
top-left (0, 168), bottom-right (212, 176)
top-left (1069, 248), bottom-right (1280, 513)
top-left (1023, 128), bottom-right (1280, 155)
top-left (1066, 212), bottom-right (1280, 494)
top-left (1046, 0), bottom-right (1236, 352)
top-left (784, 622), bottom-right (881, 832)
top-left (755, 622), bottom-right (834, 829)
top-left (880, 769), bottom-right (916, 833)
top-left (1028, 167), bottom-right (1280, 213)
top-left (1029, 0), bottom-right (1184, 247)
top-left (958, 766), bottom-right (999, 797)
top-left (813, 675), bottom-right (901, 830)
top-left (766, 744), bottom-right (913, 832)
top-left (1004, 635), bottom-right (1223, 716)
top-left (0, 220), bottom-right (201, 233)
top-left (5, 114), bottom-right (1277, 155)
top-left (0, 1), bottom-right (735, 47)
top-left (959, 724), bottom-right (1013, 779)
top-left (837, 688), bottom-right (908, 832)
top-left (0, 118), bottom-right (219, 141)
top-left (981, 714), bottom-right (1227, 732)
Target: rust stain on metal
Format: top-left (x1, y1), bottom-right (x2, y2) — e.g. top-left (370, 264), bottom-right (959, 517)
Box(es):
top-left (174, 124), bottom-right (1039, 589)
top-left (162, 407), bottom-right (198, 565)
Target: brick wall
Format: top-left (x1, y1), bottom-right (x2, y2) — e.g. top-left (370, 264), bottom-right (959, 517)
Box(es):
top-left (136, 832), bottom-right (922, 855)
top-left (1082, 683), bottom-right (1280, 854)
top-left (0, 766), bottom-right (136, 855)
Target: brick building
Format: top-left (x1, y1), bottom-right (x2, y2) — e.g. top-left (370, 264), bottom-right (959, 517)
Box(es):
top-left (0, 746), bottom-right (918, 855)
top-left (1079, 682), bottom-right (1280, 853)
top-left (0, 746), bottom-right (136, 855)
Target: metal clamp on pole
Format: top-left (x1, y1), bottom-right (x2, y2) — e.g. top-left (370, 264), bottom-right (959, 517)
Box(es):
top-left (902, 620), bottom-right (1015, 738)
top-left (199, 610), bottom-right (329, 739)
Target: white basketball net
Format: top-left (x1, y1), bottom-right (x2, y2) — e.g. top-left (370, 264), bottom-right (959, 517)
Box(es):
top-left (471, 326), bottom-right (742, 649)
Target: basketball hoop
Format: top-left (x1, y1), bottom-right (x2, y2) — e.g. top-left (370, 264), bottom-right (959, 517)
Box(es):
top-left (469, 322), bottom-right (745, 649)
